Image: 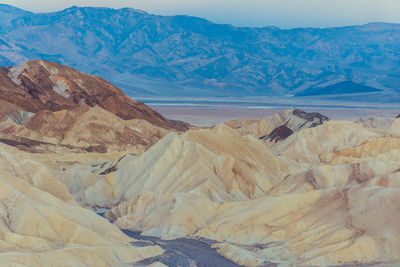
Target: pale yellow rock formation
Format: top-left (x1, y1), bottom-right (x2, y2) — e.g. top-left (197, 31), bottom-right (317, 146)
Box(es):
top-left (0, 143), bottom-right (164, 266)
top-left (108, 192), bottom-right (219, 239)
top-left (146, 262), bottom-right (169, 267)
top-left (2, 103), bottom-right (400, 267)
top-left (268, 160), bottom-right (399, 196)
top-left (66, 125), bottom-right (296, 209)
top-left (212, 243), bottom-right (265, 267)
top-left (356, 117), bottom-right (393, 130)
top-left (0, 170), bottom-right (164, 266)
top-left (0, 143), bottom-right (75, 204)
top-left (274, 120), bottom-right (382, 166)
top-left (321, 136), bottom-right (400, 164)
top-left (196, 186), bottom-right (400, 266)
top-left (0, 119), bottom-right (59, 145)
top-left (356, 117), bottom-right (400, 136)
top-left (95, 118), bottom-right (400, 266)
top-left (225, 109), bottom-right (304, 138)
top-left (0, 245), bottom-right (163, 267)
top-left (225, 108), bottom-right (328, 144)
top-left (388, 118), bottom-right (400, 134)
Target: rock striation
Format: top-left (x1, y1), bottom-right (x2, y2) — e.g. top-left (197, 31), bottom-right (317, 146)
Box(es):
top-left (0, 143), bottom-right (164, 266)
top-left (0, 60), bottom-right (192, 154)
top-left (226, 108), bottom-right (329, 144)
top-left (1, 67), bottom-right (400, 266)
top-left (0, 60), bottom-right (188, 131)
top-left (59, 125), bottom-right (295, 208)
top-left (0, 60), bottom-right (192, 265)
top-left (74, 110), bottom-right (400, 267)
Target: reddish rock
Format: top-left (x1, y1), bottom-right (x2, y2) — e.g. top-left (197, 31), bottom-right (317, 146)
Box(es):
top-left (0, 60), bottom-right (188, 131)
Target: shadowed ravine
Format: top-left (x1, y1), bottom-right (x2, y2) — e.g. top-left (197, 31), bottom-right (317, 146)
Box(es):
top-left (122, 229), bottom-right (380, 267)
top-left (123, 230), bottom-right (246, 267)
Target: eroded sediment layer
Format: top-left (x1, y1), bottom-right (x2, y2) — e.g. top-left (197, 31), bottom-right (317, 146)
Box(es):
top-left (1, 60), bottom-right (400, 266)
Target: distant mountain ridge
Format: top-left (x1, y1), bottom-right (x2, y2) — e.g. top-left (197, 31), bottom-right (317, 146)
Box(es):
top-left (1, 4), bottom-right (400, 97)
top-left (295, 81), bottom-right (382, 97)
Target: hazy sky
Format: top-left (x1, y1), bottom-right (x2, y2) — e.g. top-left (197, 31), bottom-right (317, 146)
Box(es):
top-left (2, 0), bottom-right (400, 28)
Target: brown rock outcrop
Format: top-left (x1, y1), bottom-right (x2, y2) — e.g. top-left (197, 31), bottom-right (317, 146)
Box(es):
top-left (0, 104), bottom-right (170, 154)
top-left (0, 99), bottom-right (34, 124)
top-left (23, 104), bottom-right (169, 153)
top-left (0, 60), bottom-right (189, 153)
top-left (0, 60), bottom-right (187, 131)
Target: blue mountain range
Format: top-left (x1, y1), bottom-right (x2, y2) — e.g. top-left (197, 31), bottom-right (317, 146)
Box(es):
top-left (1, 4), bottom-right (400, 98)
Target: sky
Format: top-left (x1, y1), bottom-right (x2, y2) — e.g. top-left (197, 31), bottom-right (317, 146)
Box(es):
top-left (1, 0), bottom-right (400, 28)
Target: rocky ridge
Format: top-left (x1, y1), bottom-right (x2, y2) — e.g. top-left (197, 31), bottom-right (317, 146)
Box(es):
top-left (100, 112), bottom-right (400, 266)
top-left (0, 60), bottom-right (188, 131)
top-left (0, 143), bottom-right (164, 266)
top-left (0, 60), bottom-right (197, 266)
top-left (0, 60), bottom-right (190, 154)
top-left (226, 108), bottom-right (329, 145)
top-left (1, 5), bottom-right (400, 97)
top-left (1, 60), bottom-right (400, 266)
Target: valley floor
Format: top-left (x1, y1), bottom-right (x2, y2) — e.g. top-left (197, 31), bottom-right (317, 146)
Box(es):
top-left (125, 230), bottom-right (245, 267)
top-left (150, 105), bottom-right (400, 127)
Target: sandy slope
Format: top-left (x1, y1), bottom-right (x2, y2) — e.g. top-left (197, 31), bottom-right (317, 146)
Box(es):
top-left (2, 61), bottom-right (400, 266)
top-left (0, 143), bottom-right (164, 266)
top-left (97, 111), bottom-right (400, 266)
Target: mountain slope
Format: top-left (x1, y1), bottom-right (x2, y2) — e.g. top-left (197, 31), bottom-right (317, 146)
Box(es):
top-left (1, 5), bottom-right (400, 96)
top-left (0, 60), bottom-right (188, 130)
top-left (295, 81), bottom-right (382, 96)
top-left (0, 60), bottom-right (189, 153)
